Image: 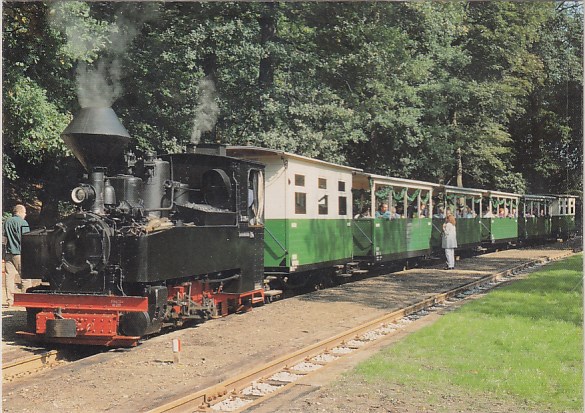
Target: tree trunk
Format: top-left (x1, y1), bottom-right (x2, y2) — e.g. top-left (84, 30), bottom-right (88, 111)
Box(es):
top-left (258, 4), bottom-right (276, 89)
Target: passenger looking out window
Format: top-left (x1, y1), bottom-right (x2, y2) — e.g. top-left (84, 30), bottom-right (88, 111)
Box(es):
top-left (433, 206), bottom-right (445, 218)
top-left (376, 203), bottom-right (390, 219)
top-left (376, 203), bottom-right (400, 219)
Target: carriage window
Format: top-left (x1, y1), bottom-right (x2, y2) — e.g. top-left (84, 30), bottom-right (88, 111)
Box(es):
top-left (318, 178), bottom-right (327, 189)
top-left (318, 195), bottom-right (328, 215)
top-left (295, 174), bottom-right (305, 187)
top-left (338, 181), bottom-right (346, 192)
top-left (338, 196), bottom-right (347, 215)
top-left (295, 192), bottom-right (306, 214)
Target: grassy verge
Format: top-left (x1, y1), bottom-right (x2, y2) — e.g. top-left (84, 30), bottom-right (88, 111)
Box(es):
top-left (354, 254), bottom-right (583, 412)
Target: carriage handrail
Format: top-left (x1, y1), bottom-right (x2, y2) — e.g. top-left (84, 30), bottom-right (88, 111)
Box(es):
top-left (479, 220), bottom-right (491, 232)
top-left (264, 226), bottom-right (288, 254)
top-left (431, 222), bottom-right (443, 233)
top-left (353, 220), bottom-right (373, 245)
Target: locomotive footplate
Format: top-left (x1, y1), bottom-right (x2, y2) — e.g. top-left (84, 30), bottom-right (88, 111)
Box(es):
top-left (14, 293), bottom-right (148, 347)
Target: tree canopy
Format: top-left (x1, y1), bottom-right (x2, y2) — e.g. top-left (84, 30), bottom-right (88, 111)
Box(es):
top-left (3, 1), bottom-right (582, 223)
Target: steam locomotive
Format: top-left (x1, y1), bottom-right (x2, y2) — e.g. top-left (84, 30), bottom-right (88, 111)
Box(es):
top-left (16, 107), bottom-right (266, 346)
top-left (14, 107), bottom-right (578, 347)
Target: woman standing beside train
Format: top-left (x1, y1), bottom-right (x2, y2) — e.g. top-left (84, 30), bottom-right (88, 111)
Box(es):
top-left (442, 214), bottom-right (457, 270)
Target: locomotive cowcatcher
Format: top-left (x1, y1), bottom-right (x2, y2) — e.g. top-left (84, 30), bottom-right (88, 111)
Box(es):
top-left (15, 107), bottom-right (266, 346)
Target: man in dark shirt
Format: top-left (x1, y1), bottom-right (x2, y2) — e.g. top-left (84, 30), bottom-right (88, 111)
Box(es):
top-left (3, 204), bottom-right (30, 307)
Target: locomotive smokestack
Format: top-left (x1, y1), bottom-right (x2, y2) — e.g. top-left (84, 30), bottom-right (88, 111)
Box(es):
top-left (62, 107), bottom-right (131, 171)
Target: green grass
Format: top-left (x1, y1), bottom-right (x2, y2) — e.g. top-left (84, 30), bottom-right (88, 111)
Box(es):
top-left (354, 253), bottom-right (583, 412)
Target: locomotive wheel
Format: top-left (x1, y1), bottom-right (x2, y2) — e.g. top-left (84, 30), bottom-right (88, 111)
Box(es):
top-left (45, 318), bottom-right (77, 338)
top-left (119, 311), bottom-right (151, 337)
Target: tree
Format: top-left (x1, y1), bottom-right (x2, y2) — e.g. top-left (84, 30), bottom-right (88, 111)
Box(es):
top-left (3, 1), bottom-right (115, 223)
top-left (509, 4), bottom-right (583, 194)
top-left (2, 2), bottom-right (582, 220)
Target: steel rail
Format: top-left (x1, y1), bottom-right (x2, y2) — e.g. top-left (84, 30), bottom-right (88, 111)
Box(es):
top-left (148, 250), bottom-right (575, 413)
top-left (3, 350), bottom-right (60, 382)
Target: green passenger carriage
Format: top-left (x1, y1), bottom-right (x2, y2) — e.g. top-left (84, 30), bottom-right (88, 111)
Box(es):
top-left (480, 190), bottom-right (519, 244)
top-left (430, 186), bottom-right (484, 251)
top-left (227, 147), bottom-right (357, 274)
top-left (224, 146), bottom-right (575, 283)
top-left (352, 173), bottom-right (437, 261)
top-left (550, 195), bottom-right (577, 240)
top-left (518, 195), bottom-right (554, 242)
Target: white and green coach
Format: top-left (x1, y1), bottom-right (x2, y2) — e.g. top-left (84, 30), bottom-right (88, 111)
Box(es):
top-left (227, 146), bottom-right (359, 274)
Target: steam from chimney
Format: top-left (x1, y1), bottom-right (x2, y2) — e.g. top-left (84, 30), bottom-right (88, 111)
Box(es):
top-left (49, 2), bottom-right (158, 108)
top-left (76, 60), bottom-right (123, 108)
top-left (191, 76), bottom-right (220, 145)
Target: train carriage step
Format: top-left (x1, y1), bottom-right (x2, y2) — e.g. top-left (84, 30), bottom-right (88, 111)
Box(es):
top-left (336, 273), bottom-right (353, 278)
top-left (351, 269), bottom-right (369, 275)
top-left (263, 289), bottom-right (283, 303)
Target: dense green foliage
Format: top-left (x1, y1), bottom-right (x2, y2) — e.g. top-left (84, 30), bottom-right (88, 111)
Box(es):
top-left (355, 254), bottom-right (583, 411)
top-left (3, 2), bottom-right (582, 222)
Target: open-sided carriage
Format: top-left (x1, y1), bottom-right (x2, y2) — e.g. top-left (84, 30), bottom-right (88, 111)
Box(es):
top-left (352, 173), bottom-right (437, 262)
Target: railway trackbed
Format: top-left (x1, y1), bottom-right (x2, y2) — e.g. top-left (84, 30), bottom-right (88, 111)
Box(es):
top-left (147, 251), bottom-right (574, 413)
top-left (2, 346), bottom-right (105, 383)
top-left (3, 350), bottom-right (61, 382)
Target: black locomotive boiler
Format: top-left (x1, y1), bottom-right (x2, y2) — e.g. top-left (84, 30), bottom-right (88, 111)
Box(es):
top-left (16, 107), bottom-right (266, 346)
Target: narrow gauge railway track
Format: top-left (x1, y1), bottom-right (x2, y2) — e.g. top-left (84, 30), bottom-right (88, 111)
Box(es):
top-left (2, 347), bottom-right (105, 383)
top-left (3, 350), bottom-right (61, 382)
top-left (148, 250), bottom-right (575, 413)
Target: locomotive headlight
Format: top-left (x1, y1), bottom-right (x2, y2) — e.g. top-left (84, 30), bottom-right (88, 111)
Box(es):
top-left (71, 185), bottom-right (95, 205)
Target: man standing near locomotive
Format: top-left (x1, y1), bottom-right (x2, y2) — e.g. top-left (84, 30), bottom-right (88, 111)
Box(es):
top-left (3, 204), bottom-right (30, 307)
top-left (442, 214), bottom-right (457, 270)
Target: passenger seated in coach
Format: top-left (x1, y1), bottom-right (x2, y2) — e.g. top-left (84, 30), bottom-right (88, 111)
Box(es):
top-left (483, 209), bottom-right (495, 218)
top-left (433, 206), bottom-right (445, 218)
top-left (456, 207), bottom-right (467, 218)
top-left (375, 203), bottom-right (391, 219)
top-left (407, 205), bottom-right (415, 218)
top-left (417, 203), bottom-right (428, 217)
top-left (498, 207), bottom-right (505, 217)
top-left (507, 208), bottom-right (518, 218)
top-left (390, 206), bottom-right (401, 219)
top-left (464, 206), bottom-right (474, 218)
top-left (354, 206), bottom-right (371, 219)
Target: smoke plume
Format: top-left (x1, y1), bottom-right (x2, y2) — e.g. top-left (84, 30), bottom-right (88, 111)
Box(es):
top-left (76, 60), bottom-right (123, 108)
top-left (48, 2), bottom-right (159, 108)
top-left (191, 77), bottom-right (220, 144)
